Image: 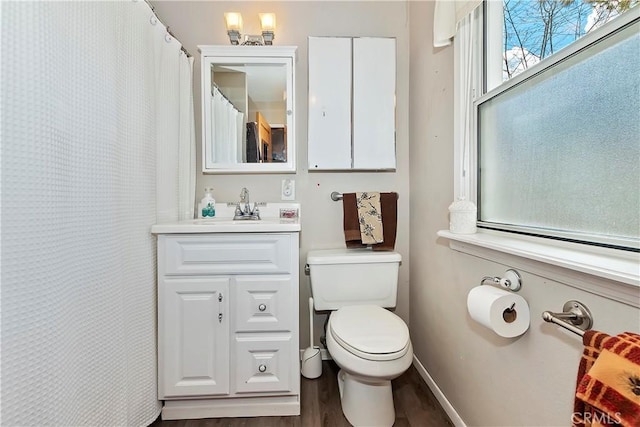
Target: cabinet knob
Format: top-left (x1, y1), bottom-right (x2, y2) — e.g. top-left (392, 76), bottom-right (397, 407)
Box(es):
top-left (258, 364), bottom-right (267, 373)
top-left (258, 304), bottom-right (267, 312)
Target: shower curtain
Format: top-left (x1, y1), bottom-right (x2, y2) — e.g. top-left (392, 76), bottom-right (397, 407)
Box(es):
top-left (211, 86), bottom-right (244, 164)
top-left (1, 1), bottom-right (194, 425)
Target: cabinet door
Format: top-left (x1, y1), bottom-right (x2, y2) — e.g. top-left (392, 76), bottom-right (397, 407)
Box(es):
top-left (199, 46), bottom-right (297, 173)
top-left (352, 37), bottom-right (396, 170)
top-left (234, 276), bottom-right (293, 332)
top-left (308, 36), bottom-right (352, 170)
top-left (234, 334), bottom-right (292, 393)
top-left (159, 277), bottom-right (229, 398)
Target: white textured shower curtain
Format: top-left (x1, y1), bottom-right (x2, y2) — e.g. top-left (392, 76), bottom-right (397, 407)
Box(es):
top-left (155, 19), bottom-right (196, 223)
top-left (211, 87), bottom-right (244, 164)
top-left (1, 1), bottom-right (194, 425)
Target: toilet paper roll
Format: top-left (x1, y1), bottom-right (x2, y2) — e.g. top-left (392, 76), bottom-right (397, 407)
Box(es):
top-left (467, 285), bottom-right (530, 338)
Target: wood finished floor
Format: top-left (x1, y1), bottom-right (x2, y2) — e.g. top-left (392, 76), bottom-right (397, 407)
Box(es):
top-left (151, 360), bottom-right (454, 427)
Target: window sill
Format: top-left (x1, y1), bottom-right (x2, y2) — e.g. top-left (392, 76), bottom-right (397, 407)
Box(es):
top-left (437, 229), bottom-right (640, 307)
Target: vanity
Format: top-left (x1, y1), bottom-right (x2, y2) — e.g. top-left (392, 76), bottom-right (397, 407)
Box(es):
top-left (151, 203), bottom-right (301, 420)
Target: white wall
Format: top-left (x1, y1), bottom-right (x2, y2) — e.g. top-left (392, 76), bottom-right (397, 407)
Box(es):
top-left (408, 2), bottom-right (640, 426)
top-left (151, 1), bottom-right (411, 350)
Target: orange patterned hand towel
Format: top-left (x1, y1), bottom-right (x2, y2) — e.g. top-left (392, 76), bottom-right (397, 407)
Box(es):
top-left (573, 331), bottom-right (609, 427)
top-left (574, 331), bottom-right (640, 427)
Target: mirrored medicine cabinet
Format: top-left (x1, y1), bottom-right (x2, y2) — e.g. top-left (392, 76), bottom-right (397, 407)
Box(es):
top-left (199, 45), bottom-right (297, 173)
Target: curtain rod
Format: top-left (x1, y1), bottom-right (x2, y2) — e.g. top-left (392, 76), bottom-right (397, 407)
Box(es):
top-left (142, 0), bottom-right (192, 58)
top-left (212, 84), bottom-right (241, 114)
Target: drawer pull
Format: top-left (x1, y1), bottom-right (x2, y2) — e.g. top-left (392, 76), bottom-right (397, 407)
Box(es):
top-left (258, 304), bottom-right (267, 312)
top-left (258, 364), bottom-right (267, 373)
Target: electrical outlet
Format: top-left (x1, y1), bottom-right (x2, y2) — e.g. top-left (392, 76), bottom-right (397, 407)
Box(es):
top-left (281, 179), bottom-right (295, 201)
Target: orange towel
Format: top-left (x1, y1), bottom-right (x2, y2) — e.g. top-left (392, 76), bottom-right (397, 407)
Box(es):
top-left (573, 331), bottom-right (607, 427)
top-left (342, 192), bottom-right (397, 251)
top-left (573, 331), bottom-right (640, 427)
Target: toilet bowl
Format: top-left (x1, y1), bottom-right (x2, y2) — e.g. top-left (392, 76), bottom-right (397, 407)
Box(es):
top-left (326, 305), bottom-right (413, 427)
top-left (306, 249), bottom-right (412, 427)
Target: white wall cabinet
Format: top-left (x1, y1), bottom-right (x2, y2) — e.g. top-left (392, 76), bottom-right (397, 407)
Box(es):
top-left (308, 36), bottom-right (396, 171)
top-left (156, 233), bottom-right (300, 420)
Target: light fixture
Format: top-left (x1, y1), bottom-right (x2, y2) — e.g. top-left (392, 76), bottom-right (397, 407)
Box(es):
top-left (259, 13), bottom-right (276, 45)
top-left (224, 12), bottom-right (276, 46)
top-left (224, 12), bottom-right (243, 45)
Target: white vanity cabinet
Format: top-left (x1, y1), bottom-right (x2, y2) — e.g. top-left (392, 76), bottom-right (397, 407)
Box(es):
top-left (308, 36), bottom-right (396, 171)
top-left (155, 231), bottom-right (300, 420)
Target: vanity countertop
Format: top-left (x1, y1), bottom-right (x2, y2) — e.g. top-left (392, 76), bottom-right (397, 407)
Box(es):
top-left (151, 218), bottom-right (300, 234)
top-left (151, 202), bottom-right (301, 234)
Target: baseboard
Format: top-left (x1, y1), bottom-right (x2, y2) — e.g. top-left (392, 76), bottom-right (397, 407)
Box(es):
top-left (412, 355), bottom-right (467, 427)
top-left (162, 397), bottom-right (300, 420)
top-left (299, 348), bottom-right (332, 361)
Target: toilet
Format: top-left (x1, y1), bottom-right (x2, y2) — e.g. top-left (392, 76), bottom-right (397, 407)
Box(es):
top-left (306, 248), bottom-right (413, 427)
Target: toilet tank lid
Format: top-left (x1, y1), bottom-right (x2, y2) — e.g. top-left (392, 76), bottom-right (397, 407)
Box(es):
top-left (307, 248), bottom-right (401, 265)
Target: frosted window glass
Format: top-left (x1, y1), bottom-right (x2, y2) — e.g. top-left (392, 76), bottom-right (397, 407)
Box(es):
top-left (478, 22), bottom-right (640, 248)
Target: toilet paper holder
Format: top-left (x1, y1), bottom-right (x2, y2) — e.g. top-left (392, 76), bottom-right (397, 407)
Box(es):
top-left (480, 269), bottom-right (522, 292)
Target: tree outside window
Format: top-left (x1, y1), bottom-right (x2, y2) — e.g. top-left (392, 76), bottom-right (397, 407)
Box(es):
top-left (502, 0), bottom-right (637, 80)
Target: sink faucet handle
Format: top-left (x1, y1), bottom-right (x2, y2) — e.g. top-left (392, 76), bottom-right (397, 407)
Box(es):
top-left (239, 187), bottom-right (249, 203)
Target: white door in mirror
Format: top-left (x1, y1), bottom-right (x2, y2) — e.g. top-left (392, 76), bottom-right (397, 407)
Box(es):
top-left (281, 179), bottom-right (295, 201)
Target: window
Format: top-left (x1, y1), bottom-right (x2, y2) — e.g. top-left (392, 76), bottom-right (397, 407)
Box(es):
top-left (489, 0), bottom-right (638, 85)
top-left (476, 3), bottom-right (639, 251)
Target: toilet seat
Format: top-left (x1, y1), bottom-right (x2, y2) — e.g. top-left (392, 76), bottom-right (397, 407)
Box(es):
top-left (329, 305), bottom-right (410, 361)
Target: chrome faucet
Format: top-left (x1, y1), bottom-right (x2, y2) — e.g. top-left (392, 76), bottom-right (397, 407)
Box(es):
top-left (234, 187), bottom-right (261, 220)
top-left (240, 187), bottom-right (250, 213)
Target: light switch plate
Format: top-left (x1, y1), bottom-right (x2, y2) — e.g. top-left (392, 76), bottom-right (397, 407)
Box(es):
top-left (281, 179), bottom-right (295, 201)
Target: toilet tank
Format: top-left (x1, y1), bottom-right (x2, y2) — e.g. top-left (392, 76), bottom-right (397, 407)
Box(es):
top-left (306, 248), bottom-right (402, 310)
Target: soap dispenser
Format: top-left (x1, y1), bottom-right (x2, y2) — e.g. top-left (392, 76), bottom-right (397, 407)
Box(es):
top-left (199, 188), bottom-right (216, 218)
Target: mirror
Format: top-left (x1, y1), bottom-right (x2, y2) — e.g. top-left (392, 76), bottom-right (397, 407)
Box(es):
top-left (199, 46), bottom-right (297, 173)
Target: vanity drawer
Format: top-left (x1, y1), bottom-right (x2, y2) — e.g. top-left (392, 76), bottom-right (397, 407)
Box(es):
top-left (234, 276), bottom-right (293, 332)
top-left (160, 234), bottom-right (292, 275)
top-left (233, 334), bottom-right (292, 394)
